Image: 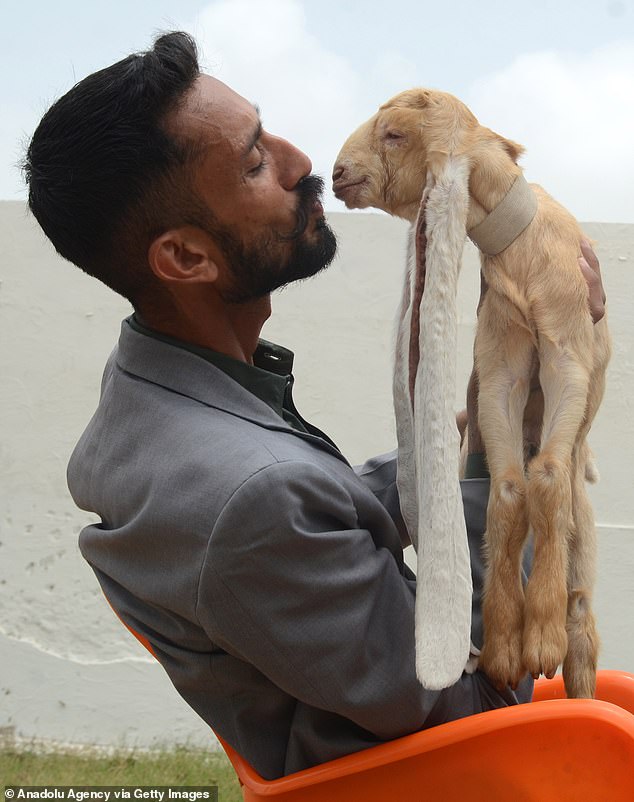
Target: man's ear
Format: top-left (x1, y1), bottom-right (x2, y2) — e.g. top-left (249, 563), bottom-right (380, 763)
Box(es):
top-left (148, 227), bottom-right (219, 284)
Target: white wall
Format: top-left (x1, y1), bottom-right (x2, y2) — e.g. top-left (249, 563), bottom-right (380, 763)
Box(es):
top-left (1, 201), bottom-right (633, 749)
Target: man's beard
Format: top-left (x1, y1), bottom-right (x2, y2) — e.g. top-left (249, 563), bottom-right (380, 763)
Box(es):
top-left (212, 175), bottom-right (338, 304)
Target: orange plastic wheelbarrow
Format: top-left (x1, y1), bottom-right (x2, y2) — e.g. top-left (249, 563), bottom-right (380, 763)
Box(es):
top-left (112, 606), bottom-right (634, 801)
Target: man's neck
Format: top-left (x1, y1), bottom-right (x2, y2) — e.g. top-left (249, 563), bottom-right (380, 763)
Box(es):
top-left (138, 292), bottom-right (272, 364)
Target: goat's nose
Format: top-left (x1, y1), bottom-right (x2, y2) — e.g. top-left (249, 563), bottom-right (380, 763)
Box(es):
top-left (332, 164), bottom-right (345, 182)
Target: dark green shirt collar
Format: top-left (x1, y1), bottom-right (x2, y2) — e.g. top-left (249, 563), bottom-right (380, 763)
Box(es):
top-left (126, 314), bottom-right (326, 440)
top-left (127, 312), bottom-right (290, 412)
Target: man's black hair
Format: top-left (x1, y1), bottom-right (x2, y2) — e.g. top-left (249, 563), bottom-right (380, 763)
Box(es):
top-left (23, 31), bottom-right (210, 307)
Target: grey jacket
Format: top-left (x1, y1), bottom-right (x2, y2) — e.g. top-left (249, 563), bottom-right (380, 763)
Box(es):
top-left (69, 320), bottom-right (532, 780)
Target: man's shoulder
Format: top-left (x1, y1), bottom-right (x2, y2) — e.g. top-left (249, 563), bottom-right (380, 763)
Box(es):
top-left (68, 339), bottom-right (348, 519)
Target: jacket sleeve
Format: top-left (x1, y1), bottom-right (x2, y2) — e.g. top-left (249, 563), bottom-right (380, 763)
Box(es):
top-left (195, 459), bottom-right (532, 743)
top-left (354, 449), bottom-right (410, 548)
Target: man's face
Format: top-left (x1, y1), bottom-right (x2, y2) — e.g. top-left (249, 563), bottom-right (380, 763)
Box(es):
top-left (176, 75), bottom-right (337, 302)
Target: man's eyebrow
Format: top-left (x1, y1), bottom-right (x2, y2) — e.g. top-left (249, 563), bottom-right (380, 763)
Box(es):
top-left (241, 104), bottom-right (263, 159)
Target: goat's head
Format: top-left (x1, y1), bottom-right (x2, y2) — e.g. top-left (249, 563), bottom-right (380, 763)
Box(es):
top-left (332, 88), bottom-right (523, 224)
top-left (332, 89), bottom-right (476, 221)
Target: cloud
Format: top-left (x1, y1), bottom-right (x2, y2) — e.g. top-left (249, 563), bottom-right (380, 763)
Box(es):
top-left (190, 2), bottom-right (634, 223)
top-left (191, 0), bottom-right (419, 212)
top-left (192, 0), bottom-right (361, 207)
top-left (466, 42), bottom-right (634, 223)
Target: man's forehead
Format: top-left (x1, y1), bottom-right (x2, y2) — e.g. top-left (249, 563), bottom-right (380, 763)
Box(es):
top-left (195, 74), bottom-right (245, 104)
top-left (180, 74), bottom-right (260, 148)
top-left (188, 75), bottom-right (258, 123)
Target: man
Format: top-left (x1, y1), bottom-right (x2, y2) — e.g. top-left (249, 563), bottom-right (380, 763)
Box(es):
top-left (24, 32), bottom-right (605, 780)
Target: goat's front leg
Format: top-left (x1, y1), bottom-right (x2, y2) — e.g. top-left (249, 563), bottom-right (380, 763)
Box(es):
top-left (523, 339), bottom-right (590, 679)
top-left (477, 319), bottom-right (534, 690)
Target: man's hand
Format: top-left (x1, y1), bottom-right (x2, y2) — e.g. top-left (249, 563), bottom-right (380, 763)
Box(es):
top-left (580, 240), bottom-right (606, 324)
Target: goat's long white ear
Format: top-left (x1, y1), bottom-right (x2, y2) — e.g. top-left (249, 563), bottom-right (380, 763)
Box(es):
top-left (395, 155), bottom-right (474, 690)
top-left (425, 152), bottom-right (450, 186)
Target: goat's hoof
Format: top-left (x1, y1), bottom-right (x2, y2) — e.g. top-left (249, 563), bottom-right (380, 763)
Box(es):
top-left (479, 633), bottom-right (525, 690)
top-left (522, 619), bottom-right (567, 679)
top-left (563, 671), bottom-right (596, 699)
top-left (563, 656), bottom-right (597, 699)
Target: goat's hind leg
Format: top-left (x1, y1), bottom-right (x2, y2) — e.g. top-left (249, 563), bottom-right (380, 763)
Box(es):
top-left (563, 440), bottom-right (599, 698)
top-left (477, 327), bottom-right (533, 689)
top-left (563, 351), bottom-right (608, 697)
top-left (523, 340), bottom-right (590, 679)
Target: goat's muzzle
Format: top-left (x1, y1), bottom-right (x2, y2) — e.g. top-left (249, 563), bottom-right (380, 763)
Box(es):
top-left (332, 162), bottom-right (368, 207)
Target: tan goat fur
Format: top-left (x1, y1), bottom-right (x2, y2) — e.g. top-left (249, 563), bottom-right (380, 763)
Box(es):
top-left (333, 88), bottom-right (611, 697)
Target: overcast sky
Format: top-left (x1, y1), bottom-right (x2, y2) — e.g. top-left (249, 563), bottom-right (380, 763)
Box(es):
top-left (2, 0), bottom-right (633, 222)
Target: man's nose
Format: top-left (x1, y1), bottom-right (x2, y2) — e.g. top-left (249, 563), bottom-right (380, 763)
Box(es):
top-left (273, 136), bottom-right (312, 188)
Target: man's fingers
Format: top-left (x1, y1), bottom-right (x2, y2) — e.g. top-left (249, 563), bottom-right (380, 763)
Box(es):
top-left (580, 239), bottom-right (601, 274)
top-left (580, 239), bottom-right (606, 302)
top-left (579, 240), bottom-right (606, 322)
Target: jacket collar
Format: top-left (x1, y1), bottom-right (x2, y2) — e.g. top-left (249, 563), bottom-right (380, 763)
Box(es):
top-left (115, 319), bottom-right (349, 465)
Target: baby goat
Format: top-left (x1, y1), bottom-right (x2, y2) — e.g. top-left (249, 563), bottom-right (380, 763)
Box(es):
top-left (333, 89), bottom-right (611, 697)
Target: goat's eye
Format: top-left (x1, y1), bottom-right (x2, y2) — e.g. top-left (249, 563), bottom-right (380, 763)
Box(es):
top-left (384, 130), bottom-right (406, 143)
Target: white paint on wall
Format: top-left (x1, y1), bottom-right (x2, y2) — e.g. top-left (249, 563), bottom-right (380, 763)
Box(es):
top-left (1, 201), bottom-right (632, 748)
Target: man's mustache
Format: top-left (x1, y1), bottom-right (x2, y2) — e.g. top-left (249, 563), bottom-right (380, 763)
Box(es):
top-left (279, 174), bottom-right (326, 241)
